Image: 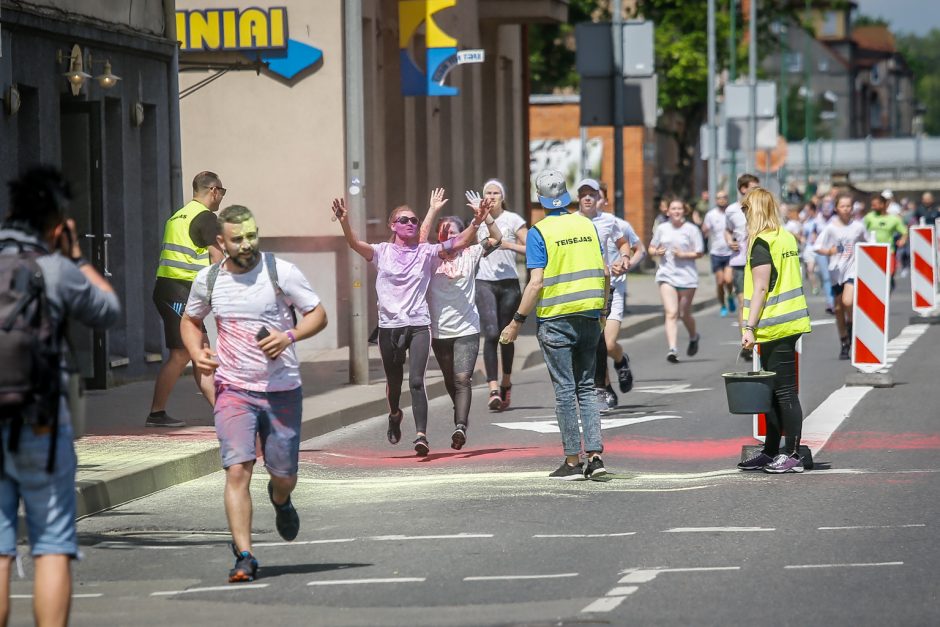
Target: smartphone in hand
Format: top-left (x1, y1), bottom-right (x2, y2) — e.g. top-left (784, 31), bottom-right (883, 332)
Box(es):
top-left (255, 326), bottom-right (271, 342)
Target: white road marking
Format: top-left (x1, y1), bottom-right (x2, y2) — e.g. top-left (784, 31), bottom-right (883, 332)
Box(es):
top-left (618, 570), bottom-right (659, 583)
top-left (631, 384), bottom-right (713, 394)
top-left (493, 414), bottom-right (681, 434)
top-left (368, 533), bottom-right (492, 541)
top-left (606, 586), bottom-right (640, 596)
top-left (656, 566), bottom-right (742, 573)
top-left (151, 584), bottom-right (268, 596)
top-left (663, 527), bottom-right (774, 533)
top-left (818, 524), bottom-right (926, 531)
top-left (463, 573), bottom-right (578, 581)
top-left (810, 318), bottom-right (835, 326)
top-left (800, 323), bottom-right (927, 453)
top-left (581, 595), bottom-right (632, 613)
top-left (254, 538), bottom-right (356, 547)
top-left (307, 577), bottom-right (425, 586)
top-left (783, 561), bottom-right (903, 570)
top-left (533, 532), bottom-right (636, 538)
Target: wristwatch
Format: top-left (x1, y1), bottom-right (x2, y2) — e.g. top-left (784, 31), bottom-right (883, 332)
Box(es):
top-left (512, 312), bottom-right (527, 324)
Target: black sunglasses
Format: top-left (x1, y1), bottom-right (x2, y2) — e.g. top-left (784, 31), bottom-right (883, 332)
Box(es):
top-left (394, 216), bottom-right (419, 225)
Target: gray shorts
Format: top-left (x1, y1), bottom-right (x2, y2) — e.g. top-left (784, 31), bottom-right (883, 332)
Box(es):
top-left (731, 266), bottom-right (745, 295)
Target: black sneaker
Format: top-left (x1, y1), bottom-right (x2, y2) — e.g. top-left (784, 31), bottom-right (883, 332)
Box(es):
top-left (615, 356), bottom-right (633, 393)
top-left (604, 386), bottom-right (618, 410)
top-left (451, 425), bottom-right (467, 451)
top-left (687, 334), bottom-right (700, 357)
top-left (387, 410), bottom-right (403, 445)
top-left (839, 342), bottom-right (850, 360)
top-left (228, 543), bottom-right (259, 582)
top-left (548, 461), bottom-right (585, 480)
top-left (413, 435), bottom-right (430, 457)
top-left (267, 481), bottom-right (300, 542)
top-left (584, 455), bottom-right (607, 480)
top-left (145, 411), bottom-right (186, 428)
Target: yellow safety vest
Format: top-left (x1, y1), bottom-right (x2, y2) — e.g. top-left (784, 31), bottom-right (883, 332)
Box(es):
top-left (743, 228), bottom-right (812, 342)
top-left (533, 212), bottom-right (606, 319)
top-left (155, 200), bottom-right (211, 281)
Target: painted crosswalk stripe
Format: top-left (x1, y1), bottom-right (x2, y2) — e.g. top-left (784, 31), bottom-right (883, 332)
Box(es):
top-left (254, 538), bottom-right (356, 547)
top-left (581, 593), bottom-right (634, 613)
top-left (783, 561), bottom-right (903, 569)
top-left (464, 573), bottom-right (578, 581)
top-left (307, 577), bottom-right (425, 586)
top-left (368, 533), bottom-right (492, 541)
top-left (663, 527), bottom-right (774, 533)
top-left (818, 524), bottom-right (925, 531)
top-left (151, 584), bottom-right (268, 596)
top-left (533, 532), bottom-right (636, 538)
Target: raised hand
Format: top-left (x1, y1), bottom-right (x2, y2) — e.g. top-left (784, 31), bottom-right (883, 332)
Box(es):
top-left (465, 189), bottom-right (482, 210)
top-left (473, 198), bottom-right (493, 225)
top-left (429, 187), bottom-right (449, 213)
top-left (331, 198), bottom-right (347, 223)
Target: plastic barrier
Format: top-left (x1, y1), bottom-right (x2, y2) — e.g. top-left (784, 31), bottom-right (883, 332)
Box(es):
top-left (852, 243), bottom-right (891, 372)
top-left (910, 226), bottom-right (936, 315)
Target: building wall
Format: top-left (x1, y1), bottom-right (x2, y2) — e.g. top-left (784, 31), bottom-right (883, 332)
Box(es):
top-left (177, 0), bottom-right (542, 349)
top-left (528, 102), bottom-right (655, 241)
top-left (1, 1), bottom-right (178, 388)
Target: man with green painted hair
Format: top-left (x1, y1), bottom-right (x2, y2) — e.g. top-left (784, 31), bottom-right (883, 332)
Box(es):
top-left (181, 204), bottom-right (327, 582)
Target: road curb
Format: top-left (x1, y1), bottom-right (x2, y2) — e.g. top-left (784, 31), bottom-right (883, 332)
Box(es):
top-left (76, 298), bottom-right (715, 518)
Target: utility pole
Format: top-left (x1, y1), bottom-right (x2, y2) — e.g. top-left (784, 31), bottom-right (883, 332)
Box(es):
top-left (779, 20), bottom-right (789, 187)
top-left (729, 0), bottom-right (738, 188)
top-left (344, 0), bottom-right (370, 384)
top-left (803, 0), bottom-right (813, 195)
top-left (707, 0), bottom-right (718, 204)
top-left (747, 0), bottom-right (757, 175)
top-left (612, 0), bottom-right (625, 217)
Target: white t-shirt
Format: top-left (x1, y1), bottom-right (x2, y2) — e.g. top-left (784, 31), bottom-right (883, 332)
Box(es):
top-left (703, 207), bottom-right (733, 257)
top-left (725, 202), bottom-right (748, 266)
top-left (476, 210), bottom-right (526, 281)
top-left (814, 219), bottom-right (870, 285)
top-left (370, 241), bottom-right (443, 328)
top-left (428, 245), bottom-right (484, 339)
top-left (606, 216), bottom-right (640, 285)
top-left (650, 221), bottom-right (705, 288)
top-left (185, 256), bottom-right (321, 392)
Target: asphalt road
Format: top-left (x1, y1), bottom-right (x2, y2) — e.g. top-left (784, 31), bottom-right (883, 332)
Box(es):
top-left (11, 283), bottom-right (939, 626)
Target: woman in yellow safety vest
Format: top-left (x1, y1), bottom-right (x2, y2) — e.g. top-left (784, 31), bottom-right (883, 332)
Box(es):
top-left (737, 188), bottom-right (812, 474)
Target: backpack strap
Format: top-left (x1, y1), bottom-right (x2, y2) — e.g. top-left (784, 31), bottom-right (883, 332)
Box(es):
top-left (205, 262), bottom-right (222, 307)
top-left (264, 253), bottom-right (297, 325)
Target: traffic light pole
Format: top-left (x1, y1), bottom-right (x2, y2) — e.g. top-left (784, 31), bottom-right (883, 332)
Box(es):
top-left (612, 0), bottom-right (625, 218)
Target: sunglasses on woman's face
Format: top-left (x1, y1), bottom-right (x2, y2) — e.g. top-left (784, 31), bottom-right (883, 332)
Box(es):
top-left (394, 216), bottom-right (419, 225)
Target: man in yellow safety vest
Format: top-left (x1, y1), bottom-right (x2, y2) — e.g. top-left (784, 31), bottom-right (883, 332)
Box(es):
top-left (499, 170), bottom-right (610, 480)
top-left (146, 171), bottom-right (225, 427)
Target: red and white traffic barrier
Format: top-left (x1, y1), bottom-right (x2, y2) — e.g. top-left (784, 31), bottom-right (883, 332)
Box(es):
top-left (852, 243), bottom-right (891, 372)
top-left (751, 338), bottom-right (801, 442)
top-left (909, 225), bottom-right (936, 315)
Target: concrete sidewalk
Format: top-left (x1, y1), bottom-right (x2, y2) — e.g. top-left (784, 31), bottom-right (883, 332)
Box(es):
top-left (75, 266), bottom-right (718, 517)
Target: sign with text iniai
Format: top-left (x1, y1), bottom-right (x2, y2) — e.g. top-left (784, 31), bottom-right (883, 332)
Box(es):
top-left (176, 7), bottom-right (322, 81)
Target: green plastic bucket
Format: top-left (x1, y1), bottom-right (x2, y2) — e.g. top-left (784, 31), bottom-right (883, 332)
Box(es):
top-left (722, 371), bottom-right (776, 414)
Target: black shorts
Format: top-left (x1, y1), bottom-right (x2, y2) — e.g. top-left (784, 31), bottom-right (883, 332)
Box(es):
top-left (831, 278), bottom-right (855, 298)
top-left (152, 277), bottom-right (197, 350)
top-left (710, 254), bottom-right (732, 273)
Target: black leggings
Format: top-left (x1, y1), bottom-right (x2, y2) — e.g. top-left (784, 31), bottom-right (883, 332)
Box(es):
top-left (431, 334), bottom-right (480, 428)
top-left (378, 326), bottom-right (431, 434)
top-left (476, 279), bottom-right (522, 383)
top-left (760, 334), bottom-right (804, 456)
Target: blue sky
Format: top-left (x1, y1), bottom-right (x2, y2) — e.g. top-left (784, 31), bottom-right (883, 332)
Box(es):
top-left (854, 0), bottom-right (939, 35)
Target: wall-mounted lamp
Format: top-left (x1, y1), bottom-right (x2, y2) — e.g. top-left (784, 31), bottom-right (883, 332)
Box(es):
top-left (58, 45), bottom-right (91, 96)
top-left (3, 84), bottom-right (20, 116)
top-left (56, 45), bottom-right (121, 95)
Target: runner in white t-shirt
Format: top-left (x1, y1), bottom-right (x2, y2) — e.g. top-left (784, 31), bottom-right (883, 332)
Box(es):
top-left (599, 183), bottom-right (645, 401)
top-left (814, 193), bottom-right (870, 359)
top-left (420, 202), bottom-right (501, 450)
top-left (702, 190), bottom-right (734, 317)
top-left (471, 180), bottom-right (528, 411)
top-left (334, 189), bottom-right (491, 457)
top-left (649, 199), bottom-right (705, 363)
top-left (724, 174), bottom-right (761, 334)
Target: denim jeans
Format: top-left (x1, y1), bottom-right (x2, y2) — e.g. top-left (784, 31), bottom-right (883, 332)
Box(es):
top-left (537, 315), bottom-right (603, 456)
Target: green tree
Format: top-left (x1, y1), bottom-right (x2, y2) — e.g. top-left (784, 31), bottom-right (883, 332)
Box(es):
top-left (528, 0), bottom-right (599, 93)
top-left (897, 29), bottom-right (940, 135)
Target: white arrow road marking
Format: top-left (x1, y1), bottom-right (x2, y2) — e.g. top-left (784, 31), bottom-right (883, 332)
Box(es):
top-left (631, 384), bottom-right (712, 394)
top-left (493, 414), bottom-right (681, 434)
